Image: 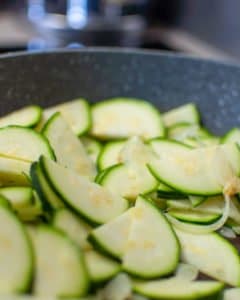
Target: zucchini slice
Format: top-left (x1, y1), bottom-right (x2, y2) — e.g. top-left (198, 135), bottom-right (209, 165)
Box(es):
top-left (88, 208), bottom-right (133, 259)
top-left (0, 205), bottom-right (33, 293)
top-left (39, 99), bottom-right (91, 136)
top-left (53, 208), bottom-right (92, 251)
top-left (31, 162), bottom-right (64, 211)
top-left (222, 128), bottom-right (240, 145)
top-left (224, 288), bottom-right (240, 300)
top-left (85, 250), bottom-right (121, 283)
top-left (97, 140), bottom-right (126, 171)
top-left (32, 225), bottom-right (89, 297)
top-left (91, 98), bottom-right (165, 140)
top-left (189, 195), bottom-right (206, 207)
top-left (134, 278), bottom-right (224, 300)
top-left (100, 163), bottom-right (158, 200)
top-left (0, 105), bottom-right (42, 128)
top-left (0, 186), bottom-right (33, 210)
top-left (168, 209), bottom-right (221, 224)
top-left (100, 137), bottom-right (158, 200)
top-left (157, 182), bottom-right (185, 199)
top-left (43, 113), bottom-right (96, 179)
top-left (123, 196), bottom-right (180, 279)
top-left (40, 156), bottom-right (128, 225)
top-left (19, 191), bottom-right (43, 221)
top-left (149, 143), bottom-right (240, 196)
top-left (175, 228), bottom-right (240, 286)
top-left (0, 156), bottom-right (31, 186)
top-left (81, 136), bottom-right (102, 164)
top-left (0, 126), bottom-right (54, 162)
top-left (0, 187), bottom-right (42, 221)
top-left (163, 103), bottom-right (200, 127)
top-left (168, 123), bottom-right (210, 142)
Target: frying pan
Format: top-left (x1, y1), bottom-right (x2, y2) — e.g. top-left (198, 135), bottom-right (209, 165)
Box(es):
top-left (0, 48), bottom-right (240, 136)
top-left (0, 48), bottom-right (240, 289)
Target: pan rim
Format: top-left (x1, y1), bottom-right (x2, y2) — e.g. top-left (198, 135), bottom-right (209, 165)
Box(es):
top-left (0, 47), bottom-right (239, 70)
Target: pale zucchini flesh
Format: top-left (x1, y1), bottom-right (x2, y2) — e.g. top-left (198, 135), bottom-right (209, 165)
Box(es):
top-left (0, 206), bottom-right (33, 293)
top-left (31, 162), bottom-right (64, 212)
top-left (100, 137), bottom-right (158, 200)
top-left (0, 156), bottom-right (31, 187)
top-left (0, 105), bottom-right (42, 128)
top-left (32, 225), bottom-right (89, 297)
top-left (39, 99), bottom-right (91, 136)
top-left (41, 156), bottom-right (128, 225)
top-left (43, 113), bottom-right (96, 179)
top-left (53, 208), bottom-right (92, 251)
top-left (175, 228), bottom-right (240, 286)
top-left (163, 103), bottom-right (200, 127)
top-left (85, 250), bottom-right (121, 283)
top-left (91, 98), bottom-right (165, 140)
top-left (123, 196), bottom-right (180, 279)
top-left (81, 136), bottom-right (102, 164)
top-left (88, 208), bottom-right (134, 259)
top-left (100, 163), bottom-right (158, 200)
top-left (134, 278), bottom-right (224, 300)
top-left (97, 140), bottom-right (126, 171)
top-left (0, 126), bottom-right (54, 162)
top-left (168, 209), bottom-right (221, 224)
top-left (149, 143), bottom-right (240, 196)
top-left (0, 187), bottom-right (34, 210)
top-left (222, 128), bottom-right (240, 145)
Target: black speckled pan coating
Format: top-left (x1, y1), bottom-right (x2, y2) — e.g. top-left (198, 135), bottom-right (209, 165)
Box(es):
top-left (0, 48), bottom-right (240, 135)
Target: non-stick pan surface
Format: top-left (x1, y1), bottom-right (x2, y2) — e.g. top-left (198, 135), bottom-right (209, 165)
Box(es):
top-left (0, 48), bottom-right (240, 135)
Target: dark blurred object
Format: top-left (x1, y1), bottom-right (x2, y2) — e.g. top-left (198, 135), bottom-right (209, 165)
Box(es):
top-left (0, 0), bottom-right (237, 62)
top-left (27, 0), bottom-right (146, 47)
top-left (145, 0), bottom-right (182, 26)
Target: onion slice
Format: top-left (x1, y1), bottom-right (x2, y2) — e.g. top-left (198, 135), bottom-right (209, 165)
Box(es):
top-left (219, 226), bottom-right (236, 239)
top-left (175, 263), bottom-right (199, 281)
top-left (166, 194), bottom-right (230, 234)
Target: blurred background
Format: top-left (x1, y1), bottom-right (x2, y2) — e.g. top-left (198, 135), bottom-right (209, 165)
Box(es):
top-left (0, 0), bottom-right (238, 61)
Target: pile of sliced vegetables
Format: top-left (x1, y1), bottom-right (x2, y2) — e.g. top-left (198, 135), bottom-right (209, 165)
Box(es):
top-left (0, 98), bottom-right (240, 300)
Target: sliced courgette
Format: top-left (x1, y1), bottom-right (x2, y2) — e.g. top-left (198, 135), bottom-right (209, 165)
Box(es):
top-left (168, 209), bottom-right (221, 224)
top-left (224, 288), bottom-right (240, 300)
top-left (97, 140), bottom-right (126, 171)
top-left (43, 113), bottom-right (96, 179)
top-left (123, 196), bottom-right (180, 279)
top-left (134, 278), bottom-right (224, 300)
top-left (149, 143), bottom-right (240, 196)
top-left (99, 137), bottom-right (158, 200)
top-left (157, 182), bottom-right (185, 199)
top-left (53, 208), bottom-right (92, 250)
top-left (0, 186), bottom-right (33, 210)
top-left (175, 227), bottom-right (240, 286)
top-left (168, 123), bottom-right (210, 142)
top-left (32, 225), bottom-right (89, 297)
top-left (31, 162), bottom-right (64, 212)
top-left (91, 98), bottom-right (165, 140)
top-left (88, 208), bottom-right (133, 259)
top-left (0, 156), bottom-right (31, 186)
top-left (0, 126), bottom-right (54, 162)
top-left (163, 103), bottom-right (200, 127)
top-left (188, 195), bottom-right (206, 207)
top-left (85, 250), bottom-right (121, 283)
top-left (39, 99), bottom-right (91, 136)
top-left (81, 136), bottom-right (102, 164)
top-left (40, 156), bottom-right (128, 225)
top-left (100, 163), bottom-right (158, 200)
top-left (167, 196), bottom-right (240, 225)
top-left (0, 205), bottom-right (33, 293)
top-left (0, 105), bottom-right (42, 128)
top-left (222, 128), bottom-right (240, 145)
top-left (19, 191), bottom-right (43, 221)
